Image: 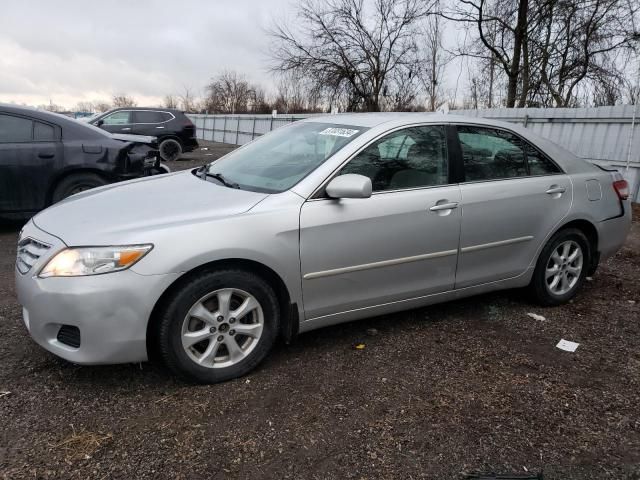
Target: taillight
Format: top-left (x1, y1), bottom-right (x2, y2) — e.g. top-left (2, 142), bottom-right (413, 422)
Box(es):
top-left (613, 179), bottom-right (629, 200)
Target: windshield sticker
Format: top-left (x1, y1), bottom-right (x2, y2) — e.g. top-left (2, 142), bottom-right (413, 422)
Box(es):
top-left (318, 127), bottom-right (359, 138)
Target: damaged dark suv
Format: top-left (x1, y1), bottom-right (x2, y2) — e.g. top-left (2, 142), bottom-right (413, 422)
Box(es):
top-left (0, 104), bottom-right (162, 219)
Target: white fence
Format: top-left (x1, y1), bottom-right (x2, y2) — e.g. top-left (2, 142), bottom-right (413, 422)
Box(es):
top-left (189, 106), bottom-right (640, 201)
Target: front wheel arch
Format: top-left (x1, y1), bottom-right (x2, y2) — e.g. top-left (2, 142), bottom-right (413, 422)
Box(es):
top-left (146, 259), bottom-right (296, 362)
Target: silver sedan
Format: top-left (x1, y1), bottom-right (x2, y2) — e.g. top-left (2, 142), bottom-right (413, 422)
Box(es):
top-left (15, 113), bottom-right (631, 383)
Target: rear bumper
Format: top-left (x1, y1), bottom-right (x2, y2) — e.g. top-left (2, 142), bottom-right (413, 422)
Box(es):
top-left (597, 200), bottom-right (632, 260)
top-left (182, 137), bottom-right (199, 152)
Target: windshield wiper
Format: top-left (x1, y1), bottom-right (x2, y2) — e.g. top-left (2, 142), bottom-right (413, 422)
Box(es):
top-left (196, 167), bottom-right (240, 189)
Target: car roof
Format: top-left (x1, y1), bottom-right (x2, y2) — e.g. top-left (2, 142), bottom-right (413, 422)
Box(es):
top-left (0, 103), bottom-right (114, 140)
top-left (106, 107), bottom-right (183, 113)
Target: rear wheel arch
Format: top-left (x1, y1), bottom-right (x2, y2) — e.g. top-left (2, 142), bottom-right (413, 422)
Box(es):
top-left (47, 169), bottom-right (111, 205)
top-left (544, 219), bottom-right (599, 276)
top-left (146, 258), bottom-right (296, 362)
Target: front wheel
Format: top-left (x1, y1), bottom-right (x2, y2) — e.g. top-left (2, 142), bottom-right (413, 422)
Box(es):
top-left (156, 269), bottom-right (280, 384)
top-left (529, 228), bottom-right (590, 306)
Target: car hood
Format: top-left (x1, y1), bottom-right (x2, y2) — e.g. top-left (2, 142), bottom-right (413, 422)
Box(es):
top-left (111, 133), bottom-right (157, 144)
top-left (33, 171), bottom-right (269, 245)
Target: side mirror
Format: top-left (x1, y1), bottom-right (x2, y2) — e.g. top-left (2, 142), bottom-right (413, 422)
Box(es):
top-left (96, 119), bottom-right (104, 127)
top-left (325, 174), bottom-right (372, 199)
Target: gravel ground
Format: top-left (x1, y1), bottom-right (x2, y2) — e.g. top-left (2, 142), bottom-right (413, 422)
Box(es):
top-left (0, 146), bottom-right (639, 479)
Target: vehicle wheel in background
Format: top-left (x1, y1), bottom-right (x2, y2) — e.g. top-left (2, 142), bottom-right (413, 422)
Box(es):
top-left (159, 138), bottom-right (183, 162)
top-left (156, 269), bottom-right (280, 384)
top-left (51, 172), bottom-right (108, 203)
top-left (529, 228), bottom-right (590, 306)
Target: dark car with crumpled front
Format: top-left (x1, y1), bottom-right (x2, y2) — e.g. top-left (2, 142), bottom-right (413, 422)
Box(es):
top-left (0, 104), bottom-right (161, 219)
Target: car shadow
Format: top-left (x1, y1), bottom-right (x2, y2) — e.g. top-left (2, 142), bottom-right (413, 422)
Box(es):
top-left (18, 288), bottom-right (532, 391)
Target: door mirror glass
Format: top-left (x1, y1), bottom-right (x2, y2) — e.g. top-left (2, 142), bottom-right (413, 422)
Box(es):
top-left (325, 174), bottom-right (372, 199)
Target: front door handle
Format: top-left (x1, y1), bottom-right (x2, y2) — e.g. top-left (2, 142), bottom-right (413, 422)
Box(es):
top-left (546, 186), bottom-right (566, 195)
top-left (38, 152), bottom-right (54, 159)
top-left (155, 126), bottom-right (165, 129)
top-left (121, 127), bottom-right (131, 131)
top-left (429, 202), bottom-right (459, 212)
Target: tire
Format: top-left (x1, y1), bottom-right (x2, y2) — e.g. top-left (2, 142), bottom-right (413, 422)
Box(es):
top-left (159, 138), bottom-right (182, 162)
top-left (51, 172), bottom-right (108, 203)
top-left (529, 228), bottom-right (591, 306)
top-left (156, 269), bottom-right (280, 384)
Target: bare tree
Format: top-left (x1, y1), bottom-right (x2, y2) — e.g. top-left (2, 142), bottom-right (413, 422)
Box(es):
top-left (419, 3), bottom-right (448, 111)
top-left (163, 94), bottom-right (179, 109)
top-left (445, 0), bottom-right (529, 108)
top-left (92, 101), bottom-right (111, 112)
top-left (269, 0), bottom-right (433, 112)
top-left (74, 101), bottom-right (94, 113)
top-left (204, 71), bottom-right (256, 113)
top-left (179, 87), bottom-right (198, 112)
top-left (532, 0), bottom-right (635, 107)
top-left (112, 94), bottom-right (137, 108)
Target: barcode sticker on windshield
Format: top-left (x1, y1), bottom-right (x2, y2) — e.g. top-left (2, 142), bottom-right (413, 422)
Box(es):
top-left (318, 127), bottom-right (359, 138)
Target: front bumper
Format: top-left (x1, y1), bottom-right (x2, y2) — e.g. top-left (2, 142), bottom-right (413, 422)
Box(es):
top-left (15, 221), bottom-right (180, 364)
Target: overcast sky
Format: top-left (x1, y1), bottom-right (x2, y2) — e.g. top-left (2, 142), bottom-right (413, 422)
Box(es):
top-left (0, 0), bottom-right (296, 108)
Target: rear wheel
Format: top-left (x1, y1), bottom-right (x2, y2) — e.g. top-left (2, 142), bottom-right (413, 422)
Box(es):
top-left (51, 172), bottom-right (108, 203)
top-left (529, 228), bottom-right (590, 306)
top-left (159, 138), bottom-right (182, 162)
top-left (156, 269), bottom-right (280, 384)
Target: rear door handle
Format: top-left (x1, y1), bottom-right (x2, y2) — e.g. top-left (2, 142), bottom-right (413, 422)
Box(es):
top-left (545, 186), bottom-right (566, 195)
top-left (429, 202), bottom-right (459, 212)
top-left (38, 152), bottom-right (54, 159)
top-left (121, 127), bottom-right (131, 131)
top-left (155, 126), bottom-right (165, 129)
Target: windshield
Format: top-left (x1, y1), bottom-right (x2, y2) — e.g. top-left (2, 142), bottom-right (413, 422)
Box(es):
top-left (77, 112), bottom-right (101, 123)
top-left (205, 122), bottom-right (367, 193)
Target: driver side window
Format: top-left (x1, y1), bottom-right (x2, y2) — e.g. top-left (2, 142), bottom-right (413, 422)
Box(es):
top-left (339, 125), bottom-right (448, 192)
top-left (102, 111), bottom-right (131, 125)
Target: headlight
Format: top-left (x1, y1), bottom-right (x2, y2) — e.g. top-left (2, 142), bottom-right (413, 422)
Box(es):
top-left (39, 245), bottom-right (153, 278)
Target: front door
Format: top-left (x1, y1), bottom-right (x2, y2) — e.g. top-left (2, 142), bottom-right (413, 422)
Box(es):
top-left (299, 125), bottom-right (461, 320)
top-left (98, 110), bottom-right (132, 134)
top-left (454, 125), bottom-right (572, 288)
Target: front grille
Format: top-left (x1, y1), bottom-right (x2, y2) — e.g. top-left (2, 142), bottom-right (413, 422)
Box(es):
top-left (16, 237), bottom-right (51, 274)
top-left (57, 325), bottom-right (81, 348)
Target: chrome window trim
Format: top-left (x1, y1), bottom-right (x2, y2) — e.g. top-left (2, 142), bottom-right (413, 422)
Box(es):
top-left (100, 109), bottom-right (176, 126)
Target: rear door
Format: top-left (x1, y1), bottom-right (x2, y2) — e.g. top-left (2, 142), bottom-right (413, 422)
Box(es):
top-left (99, 110), bottom-right (132, 134)
top-left (0, 114), bottom-right (61, 213)
top-left (299, 124), bottom-right (462, 320)
top-left (453, 125), bottom-right (571, 288)
top-left (131, 110), bottom-right (167, 136)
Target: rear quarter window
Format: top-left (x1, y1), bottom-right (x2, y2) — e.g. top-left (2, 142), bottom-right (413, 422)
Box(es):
top-left (34, 122), bottom-right (56, 141)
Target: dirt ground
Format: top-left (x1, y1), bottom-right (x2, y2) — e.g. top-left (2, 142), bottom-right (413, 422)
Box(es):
top-left (0, 144), bottom-right (639, 479)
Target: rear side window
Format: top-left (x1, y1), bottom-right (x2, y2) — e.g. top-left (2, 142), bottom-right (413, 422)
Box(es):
top-left (34, 122), bottom-right (55, 141)
top-left (159, 112), bottom-right (174, 122)
top-left (102, 111), bottom-right (131, 125)
top-left (457, 126), bottom-right (560, 181)
top-left (133, 110), bottom-right (165, 123)
top-left (0, 114), bottom-right (33, 142)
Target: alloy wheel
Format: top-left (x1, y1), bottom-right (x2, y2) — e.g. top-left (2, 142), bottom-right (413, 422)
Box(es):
top-left (181, 288), bottom-right (264, 369)
top-left (545, 240), bottom-right (583, 296)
